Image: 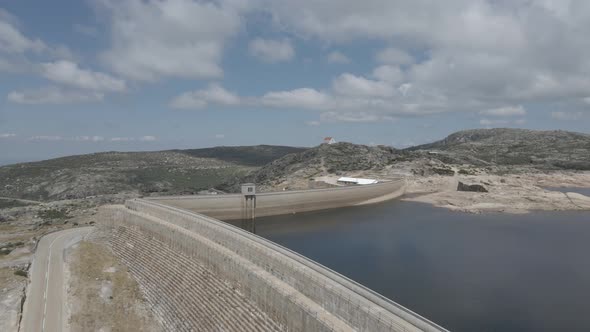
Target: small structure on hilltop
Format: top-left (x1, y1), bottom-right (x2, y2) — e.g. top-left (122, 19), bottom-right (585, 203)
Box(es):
top-left (337, 177), bottom-right (379, 185)
top-left (323, 137), bottom-right (336, 144)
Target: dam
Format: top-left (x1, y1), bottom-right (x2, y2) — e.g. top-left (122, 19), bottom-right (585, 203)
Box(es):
top-left (99, 179), bottom-right (448, 331)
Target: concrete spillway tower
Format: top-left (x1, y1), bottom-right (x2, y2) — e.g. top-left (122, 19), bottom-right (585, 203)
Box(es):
top-left (241, 182), bottom-right (257, 219)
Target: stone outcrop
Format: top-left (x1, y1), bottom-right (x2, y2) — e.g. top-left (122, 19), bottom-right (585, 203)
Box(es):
top-left (457, 181), bottom-right (488, 193)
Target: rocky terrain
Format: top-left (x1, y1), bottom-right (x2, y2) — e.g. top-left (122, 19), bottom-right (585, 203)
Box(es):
top-left (408, 128), bottom-right (590, 170)
top-left (220, 143), bottom-right (400, 192)
top-left (0, 144), bottom-right (304, 331)
top-left (1, 128), bottom-right (589, 330)
top-left (222, 129), bottom-right (590, 191)
top-left (218, 129), bottom-right (590, 214)
top-left (0, 145), bottom-right (304, 202)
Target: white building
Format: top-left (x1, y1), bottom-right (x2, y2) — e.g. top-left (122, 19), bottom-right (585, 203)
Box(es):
top-left (337, 177), bottom-right (379, 185)
top-left (323, 137), bottom-right (336, 144)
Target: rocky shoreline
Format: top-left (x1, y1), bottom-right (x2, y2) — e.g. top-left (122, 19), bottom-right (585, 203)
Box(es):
top-left (404, 171), bottom-right (590, 214)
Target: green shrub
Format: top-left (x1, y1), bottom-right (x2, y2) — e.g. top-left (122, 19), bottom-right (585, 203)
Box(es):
top-left (14, 269), bottom-right (27, 277)
top-left (39, 208), bottom-right (69, 220)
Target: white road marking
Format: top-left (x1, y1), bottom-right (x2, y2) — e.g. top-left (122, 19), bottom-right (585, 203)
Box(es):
top-left (29, 228), bottom-right (92, 332)
top-left (41, 232), bottom-right (68, 332)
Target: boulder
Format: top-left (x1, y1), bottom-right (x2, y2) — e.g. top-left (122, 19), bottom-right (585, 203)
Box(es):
top-left (457, 181), bottom-right (488, 193)
top-left (432, 167), bottom-right (456, 176)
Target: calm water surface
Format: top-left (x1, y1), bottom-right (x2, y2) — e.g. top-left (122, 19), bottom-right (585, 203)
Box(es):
top-left (229, 200), bottom-right (590, 332)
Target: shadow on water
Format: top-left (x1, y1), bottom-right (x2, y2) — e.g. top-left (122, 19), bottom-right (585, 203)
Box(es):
top-left (226, 200), bottom-right (590, 332)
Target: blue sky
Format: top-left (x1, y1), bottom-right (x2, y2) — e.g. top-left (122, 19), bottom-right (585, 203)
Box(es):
top-left (1, 0), bottom-right (590, 164)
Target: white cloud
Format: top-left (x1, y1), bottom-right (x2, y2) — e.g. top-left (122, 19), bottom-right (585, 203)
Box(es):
top-left (248, 38), bottom-right (294, 63)
top-left (41, 60), bottom-right (126, 92)
top-left (257, 0), bottom-right (590, 121)
top-left (139, 135), bottom-right (157, 142)
top-left (479, 118), bottom-right (508, 126)
top-left (98, 0), bottom-right (244, 81)
top-left (28, 135), bottom-right (63, 141)
top-left (306, 120), bottom-right (320, 126)
top-left (170, 83), bottom-right (240, 109)
top-left (514, 118), bottom-right (526, 125)
top-left (7, 86), bottom-right (104, 104)
top-left (0, 9), bottom-right (77, 77)
top-left (551, 111), bottom-right (584, 121)
top-left (5, 1), bottom-right (588, 125)
top-left (25, 135), bottom-right (151, 142)
top-left (327, 51), bottom-right (350, 64)
top-left (260, 88), bottom-right (331, 109)
top-left (214, 134), bottom-right (225, 139)
top-left (110, 136), bottom-right (157, 142)
top-left (333, 73), bottom-right (395, 98)
top-left (170, 71), bottom-right (448, 121)
top-left (479, 118), bottom-right (525, 127)
top-left (0, 9), bottom-right (74, 60)
top-left (376, 48), bottom-right (414, 65)
top-left (480, 105), bottom-right (526, 117)
top-left (263, 1), bottom-right (527, 49)
top-left (111, 137), bottom-right (134, 142)
top-left (0, 133), bottom-right (16, 138)
top-left (321, 111), bottom-right (396, 123)
top-left (0, 13), bottom-right (46, 54)
top-left (74, 136), bottom-right (105, 142)
top-left (372, 65), bottom-right (404, 84)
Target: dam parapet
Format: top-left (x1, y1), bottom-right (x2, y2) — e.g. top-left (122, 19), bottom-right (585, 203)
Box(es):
top-left (99, 183), bottom-right (448, 331)
top-left (145, 178), bottom-right (407, 220)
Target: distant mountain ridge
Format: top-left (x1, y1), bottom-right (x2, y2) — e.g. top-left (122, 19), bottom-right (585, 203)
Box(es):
top-left (0, 145), bottom-right (306, 201)
top-left (177, 145), bottom-right (307, 166)
top-left (1, 129), bottom-right (589, 200)
top-left (409, 128), bottom-right (590, 169)
top-left (220, 128), bottom-right (590, 191)
top-left (221, 142), bottom-right (399, 191)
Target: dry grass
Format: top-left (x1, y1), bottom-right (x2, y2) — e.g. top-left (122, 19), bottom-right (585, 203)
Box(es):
top-left (0, 267), bottom-right (27, 332)
top-left (0, 267), bottom-right (26, 286)
top-left (68, 241), bottom-right (161, 332)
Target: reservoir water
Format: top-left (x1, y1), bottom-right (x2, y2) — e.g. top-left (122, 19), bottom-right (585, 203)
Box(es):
top-left (228, 200), bottom-right (590, 332)
top-left (544, 186), bottom-right (590, 197)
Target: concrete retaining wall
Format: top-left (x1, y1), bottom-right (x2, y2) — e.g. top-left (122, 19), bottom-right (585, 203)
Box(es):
top-left (107, 198), bottom-right (448, 332)
top-left (102, 211), bottom-right (284, 331)
top-left (147, 179), bottom-right (406, 220)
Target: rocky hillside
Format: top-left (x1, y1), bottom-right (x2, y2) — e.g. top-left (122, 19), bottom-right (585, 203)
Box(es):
top-left (221, 129), bottom-right (590, 192)
top-left (219, 143), bottom-right (402, 191)
top-left (409, 128), bottom-right (590, 170)
top-left (0, 145), bottom-right (305, 201)
top-left (178, 145), bottom-right (306, 166)
top-left (2, 129), bottom-right (588, 199)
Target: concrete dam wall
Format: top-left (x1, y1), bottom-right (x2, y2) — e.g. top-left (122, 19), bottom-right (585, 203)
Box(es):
top-left (100, 196), bottom-right (448, 332)
top-left (147, 179), bottom-right (406, 220)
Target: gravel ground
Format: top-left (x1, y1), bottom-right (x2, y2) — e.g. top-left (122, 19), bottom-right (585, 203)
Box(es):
top-left (66, 239), bottom-right (162, 332)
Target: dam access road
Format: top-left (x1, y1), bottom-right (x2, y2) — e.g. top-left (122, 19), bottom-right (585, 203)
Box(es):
top-left (20, 227), bottom-right (93, 332)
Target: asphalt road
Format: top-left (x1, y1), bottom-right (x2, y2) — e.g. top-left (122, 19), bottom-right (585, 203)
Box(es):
top-left (20, 227), bottom-right (93, 332)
